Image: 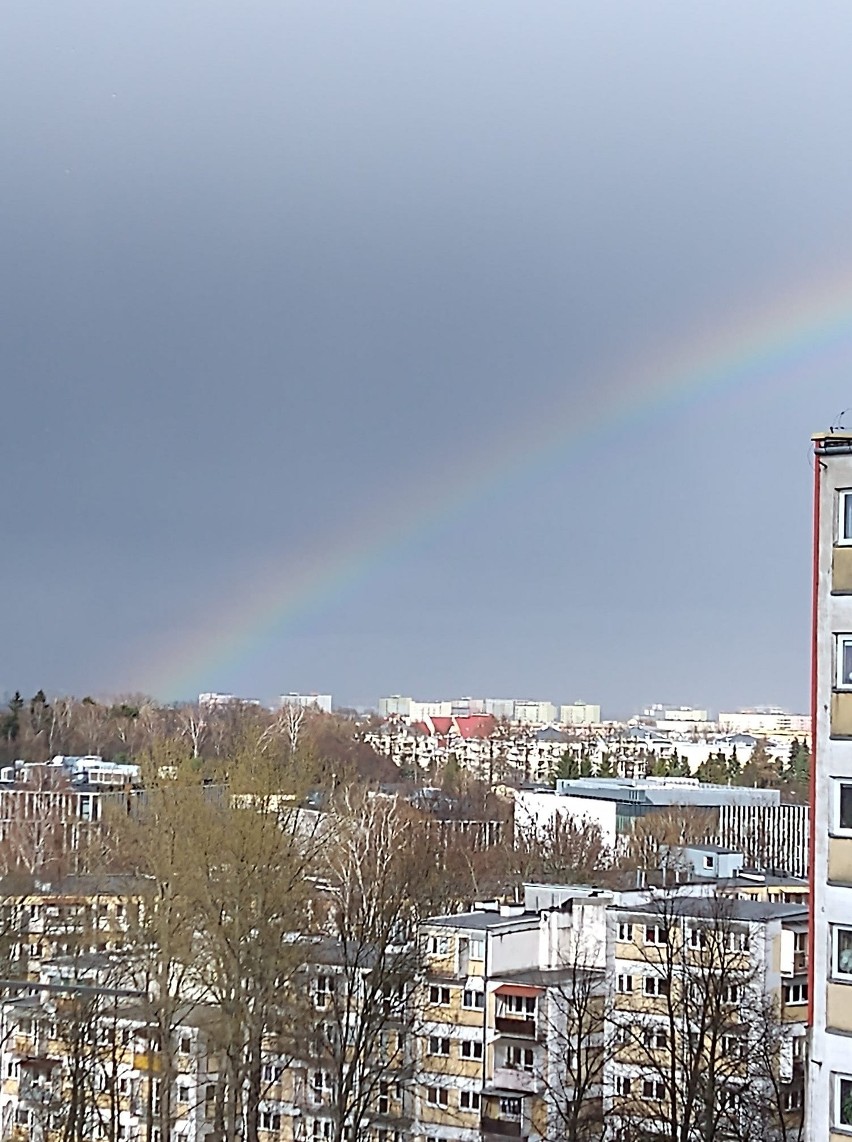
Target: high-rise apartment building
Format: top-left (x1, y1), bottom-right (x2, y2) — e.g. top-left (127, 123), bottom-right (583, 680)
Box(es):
top-left (809, 431), bottom-right (852, 1138)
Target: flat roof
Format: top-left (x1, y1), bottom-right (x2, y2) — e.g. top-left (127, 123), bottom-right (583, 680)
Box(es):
top-left (617, 896), bottom-right (807, 924)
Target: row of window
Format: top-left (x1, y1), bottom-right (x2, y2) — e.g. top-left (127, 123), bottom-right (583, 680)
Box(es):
top-left (423, 1086), bottom-right (481, 1111)
top-left (427, 1036), bottom-right (484, 1060)
top-left (616, 922), bottom-right (749, 951)
top-left (616, 973), bottom-right (742, 1003)
top-left (427, 935), bottom-right (485, 959)
top-left (427, 985), bottom-right (485, 1008)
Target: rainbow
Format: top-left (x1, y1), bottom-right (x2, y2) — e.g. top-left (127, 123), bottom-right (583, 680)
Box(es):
top-left (137, 264), bottom-right (852, 700)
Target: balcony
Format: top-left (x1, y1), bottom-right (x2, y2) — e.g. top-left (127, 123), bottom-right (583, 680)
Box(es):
top-left (481, 1116), bottom-right (522, 1137)
top-left (495, 1017), bottom-right (536, 1038)
top-left (492, 1066), bottom-right (537, 1094)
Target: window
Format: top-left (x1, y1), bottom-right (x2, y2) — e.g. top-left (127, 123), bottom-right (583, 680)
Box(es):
top-left (429, 1037), bottom-right (450, 1056)
top-left (377, 1082), bottom-right (390, 1114)
top-left (703, 854), bottom-right (715, 870)
top-left (835, 928), bottom-right (852, 979)
top-left (617, 974), bottom-right (633, 994)
top-left (469, 937), bottom-right (485, 960)
top-left (500, 1098), bottom-right (521, 1119)
top-left (263, 1062), bottom-right (284, 1083)
top-left (689, 926), bottom-right (707, 949)
top-left (645, 926), bottom-right (668, 945)
top-left (177, 1085), bottom-right (190, 1105)
top-left (722, 1035), bottom-right (744, 1060)
top-left (838, 490), bottom-right (852, 545)
top-left (179, 1036), bottom-right (191, 1055)
top-left (426, 1087), bottom-right (449, 1107)
top-left (784, 983), bottom-right (808, 1005)
top-left (782, 1089), bottom-right (803, 1111)
top-left (615, 1076), bottom-right (632, 1097)
top-left (503, 995), bottom-right (536, 1015)
top-left (428, 936), bottom-right (449, 956)
top-left (463, 989), bottom-right (485, 1009)
top-left (837, 636), bottom-right (852, 690)
top-left (260, 1110), bottom-right (281, 1132)
top-left (643, 1079), bottom-right (665, 1101)
top-left (311, 1120), bottom-right (332, 1142)
top-left (617, 923), bottom-right (633, 942)
top-left (315, 975), bottom-right (333, 1009)
top-left (643, 1028), bottom-right (667, 1050)
top-left (460, 1040), bottom-right (483, 1060)
top-left (837, 781), bottom-right (852, 835)
top-left (643, 976), bottom-right (669, 998)
top-left (429, 985), bottom-right (451, 1006)
top-left (311, 1072), bottom-right (332, 1100)
top-left (723, 929), bottom-right (749, 952)
top-left (722, 984), bottom-right (742, 1004)
top-left (506, 1046), bottom-right (534, 1072)
top-left (613, 1025), bottom-right (630, 1046)
top-left (460, 1090), bottom-right (481, 1111)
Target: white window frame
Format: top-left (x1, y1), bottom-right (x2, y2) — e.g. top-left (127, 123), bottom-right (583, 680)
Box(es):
top-left (643, 975), bottom-right (668, 998)
top-left (617, 923), bottom-right (633, 942)
top-left (428, 936), bottom-right (449, 956)
top-left (426, 1087), bottom-right (449, 1108)
top-left (837, 490), bottom-right (852, 546)
top-left (615, 1076), bottom-right (631, 1097)
top-left (459, 1089), bottom-right (481, 1111)
top-left (833, 927), bottom-right (852, 981)
top-left (428, 1036), bottom-right (451, 1057)
top-left (644, 925), bottom-right (667, 945)
top-left (429, 985), bottom-right (451, 1006)
top-left (617, 974), bottom-right (633, 994)
top-left (462, 989), bottom-right (485, 1010)
top-left (469, 937), bottom-right (485, 960)
top-left (836, 636), bottom-right (852, 691)
top-left (460, 1040), bottom-right (483, 1060)
top-left (834, 779), bottom-right (852, 836)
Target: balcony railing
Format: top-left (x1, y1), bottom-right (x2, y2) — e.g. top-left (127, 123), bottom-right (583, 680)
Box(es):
top-left (481, 1116), bottom-right (522, 1137)
top-left (495, 1016), bottom-right (536, 1038)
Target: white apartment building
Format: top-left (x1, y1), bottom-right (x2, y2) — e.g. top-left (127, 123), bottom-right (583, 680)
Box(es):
top-left (279, 692), bottom-right (333, 714)
top-left (808, 431), bottom-right (852, 1140)
top-left (718, 709), bottom-right (810, 737)
top-left (559, 702), bottom-right (601, 726)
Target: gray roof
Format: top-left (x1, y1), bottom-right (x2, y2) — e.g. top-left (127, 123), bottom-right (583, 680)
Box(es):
top-left (617, 896), bottom-right (807, 924)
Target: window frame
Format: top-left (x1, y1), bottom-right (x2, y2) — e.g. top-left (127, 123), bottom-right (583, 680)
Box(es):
top-left (643, 975), bottom-right (669, 998)
top-left (834, 779), bottom-right (852, 836)
top-left (836, 636), bottom-right (852, 691)
top-left (462, 988), bottom-right (485, 1010)
top-left (833, 927), bottom-right (852, 982)
top-left (460, 1039), bottom-right (483, 1060)
top-left (838, 490), bottom-right (852, 546)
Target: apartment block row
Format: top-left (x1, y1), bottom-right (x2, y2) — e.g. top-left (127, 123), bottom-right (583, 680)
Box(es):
top-left (0, 868), bottom-right (808, 1142)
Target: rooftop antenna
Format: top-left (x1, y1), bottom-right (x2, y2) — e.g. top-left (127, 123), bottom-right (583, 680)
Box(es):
top-left (830, 410), bottom-right (851, 432)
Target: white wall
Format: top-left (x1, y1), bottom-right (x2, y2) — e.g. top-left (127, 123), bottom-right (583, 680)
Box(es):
top-left (513, 790), bottom-right (617, 848)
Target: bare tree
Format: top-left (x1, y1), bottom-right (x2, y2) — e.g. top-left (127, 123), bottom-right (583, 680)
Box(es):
top-left (309, 790), bottom-right (429, 1142)
top-left (608, 894), bottom-right (802, 1142)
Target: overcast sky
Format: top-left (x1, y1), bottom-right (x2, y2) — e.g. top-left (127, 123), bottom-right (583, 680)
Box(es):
top-left (2, 2), bottom-right (851, 715)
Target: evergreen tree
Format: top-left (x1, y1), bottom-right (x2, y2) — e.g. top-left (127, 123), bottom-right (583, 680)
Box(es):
top-left (726, 745), bottom-right (741, 782)
top-left (596, 752), bottom-right (614, 778)
top-left (555, 749), bottom-right (581, 783)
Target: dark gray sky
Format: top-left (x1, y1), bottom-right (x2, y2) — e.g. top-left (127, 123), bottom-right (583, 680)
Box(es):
top-left (2, 2), bottom-right (851, 715)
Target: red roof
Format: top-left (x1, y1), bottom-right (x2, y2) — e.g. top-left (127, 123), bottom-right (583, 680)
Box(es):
top-left (455, 714), bottom-right (497, 739)
top-left (430, 717), bottom-right (454, 736)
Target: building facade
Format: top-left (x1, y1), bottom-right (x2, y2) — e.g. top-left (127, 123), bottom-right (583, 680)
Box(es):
top-left (808, 431), bottom-right (852, 1139)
